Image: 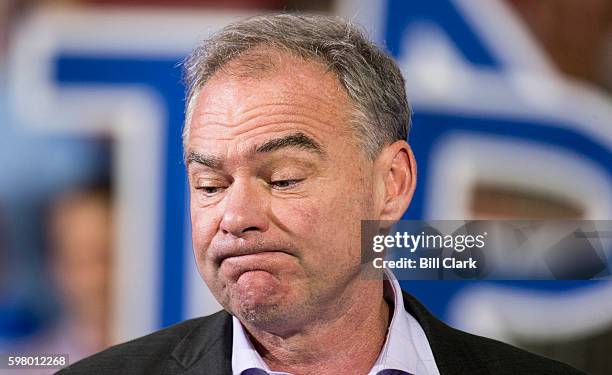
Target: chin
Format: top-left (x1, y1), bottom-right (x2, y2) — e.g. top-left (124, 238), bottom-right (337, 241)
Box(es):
top-left (239, 302), bottom-right (283, 324)
top-left (231, 292), bottom-right (301, 329)
top-left (224, 272), bottom-right (306, 327)
top-left (234, 283), bottom-right (283, 311)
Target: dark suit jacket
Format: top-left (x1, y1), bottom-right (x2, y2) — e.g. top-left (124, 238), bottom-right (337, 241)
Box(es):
top-left (57, 292), bottom-right (585, 374)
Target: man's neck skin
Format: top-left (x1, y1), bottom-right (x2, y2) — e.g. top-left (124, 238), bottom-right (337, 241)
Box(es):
top-left (241, 279), bottom-right (390, 375)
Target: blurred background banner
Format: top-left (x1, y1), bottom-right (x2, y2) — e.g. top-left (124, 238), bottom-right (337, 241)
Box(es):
top-left (0, 0), bottom-right (610, 373)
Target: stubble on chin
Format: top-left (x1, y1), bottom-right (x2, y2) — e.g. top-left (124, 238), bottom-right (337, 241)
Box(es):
top-left (228, 283), bottom-right (288, 326)
top-left (239, 303), bottom-right (282, 325)
top-left (227, 285), bottom-right (310, 334)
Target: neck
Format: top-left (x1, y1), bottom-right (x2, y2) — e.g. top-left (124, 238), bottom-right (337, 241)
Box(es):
top-left (241, 279), bottom-right (390, 375)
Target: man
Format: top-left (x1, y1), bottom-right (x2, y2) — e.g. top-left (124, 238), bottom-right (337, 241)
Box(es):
top-left (59, 14), bottom-right (583, 375)
top-left (47, 182), bottom-right (113, 360)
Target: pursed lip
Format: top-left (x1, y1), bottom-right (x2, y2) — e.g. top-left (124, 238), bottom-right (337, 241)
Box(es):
top-left (216, 248), bottom-right (294, 281)
top-left (220, 249), bottom-right (289, 263)
top-left (214, 245), bottom-right (294, 267)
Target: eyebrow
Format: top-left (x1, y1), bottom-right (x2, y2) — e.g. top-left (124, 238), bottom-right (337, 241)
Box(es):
top-left (185, 152), bottom-right (223, 169)
top-left (186, 132), bottom-right (325, 169)
top-left (255, 132), bottom-right (324, 156)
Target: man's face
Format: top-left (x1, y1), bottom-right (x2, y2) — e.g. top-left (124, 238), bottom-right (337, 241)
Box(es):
top-left (186, 53), bottom-right (377, 328)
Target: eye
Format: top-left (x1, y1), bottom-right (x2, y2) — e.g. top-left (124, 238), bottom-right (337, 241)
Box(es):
top-left (270, 179), bottom-right (303, 190)
top-left (195, 186), bottom-right (225, 196)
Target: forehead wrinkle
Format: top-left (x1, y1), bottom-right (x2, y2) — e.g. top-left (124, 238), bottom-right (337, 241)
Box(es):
top-left (235, 111), bottom-right (339, 134)
top-left (247, 86), bottom-right (343, 113)
top-left (232, 98), bottom-right (339, 121)
top-left (192, 102), bottom-right (342, 137)
top-left (194, 90), bottom-right (345, 131)
top-left (192, 106), bottom-right (342, 139)
top-left (196, 120), bottom-right (333, 144)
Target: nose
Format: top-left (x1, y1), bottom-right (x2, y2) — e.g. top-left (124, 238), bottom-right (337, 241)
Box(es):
top-left (220, 178), bottom-right (269, 237)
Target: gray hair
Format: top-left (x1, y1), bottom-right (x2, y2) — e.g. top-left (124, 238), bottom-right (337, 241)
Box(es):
top-left (182, 13), bottom-right (411, 159)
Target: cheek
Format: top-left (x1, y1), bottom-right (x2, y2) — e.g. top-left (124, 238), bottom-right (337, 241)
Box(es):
top-left (319, 173), bottom-right (373, 259)
top-left (271, 197), bottom-right (320, 231)
top-left (190, 203), bottom-right (218, 263)
top-left (190, 205), bottom-right (229, 299)
top-left (271, 184), bottom-right (369, 264)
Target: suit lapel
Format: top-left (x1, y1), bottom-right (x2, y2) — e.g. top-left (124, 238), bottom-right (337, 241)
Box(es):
top-left (169, 311), bottom-right (234, 375)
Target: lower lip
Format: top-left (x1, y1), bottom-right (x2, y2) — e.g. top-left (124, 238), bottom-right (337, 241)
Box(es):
top-left (236, 269), bottom-right (274, 281)
top-left (223, 251), bottom-right (286, 262)
top-left (221, 251), bottom-right (288, 278)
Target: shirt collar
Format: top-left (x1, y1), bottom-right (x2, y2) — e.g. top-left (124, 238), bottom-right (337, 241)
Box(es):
top-left (231, 270), bottom-right (439, 375)
top-left (231, 317), bottom-right (290, 375)
top-left (369, 270), bottom-right (439, 375)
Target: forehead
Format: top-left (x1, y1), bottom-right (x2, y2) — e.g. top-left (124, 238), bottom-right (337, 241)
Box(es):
top-left (188, 51), bottom-right (355, 146)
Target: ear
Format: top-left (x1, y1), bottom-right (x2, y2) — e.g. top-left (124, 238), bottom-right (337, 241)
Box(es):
top-left (374, 140), bottom-right (416, 222)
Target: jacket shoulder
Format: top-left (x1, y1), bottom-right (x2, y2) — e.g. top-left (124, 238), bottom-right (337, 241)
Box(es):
top-left (401, 291), bottom-right (585, 374)
top-left (56, 311), bottom-right (229, 375)
top-left (445, 323), bottom-right (585, 374)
